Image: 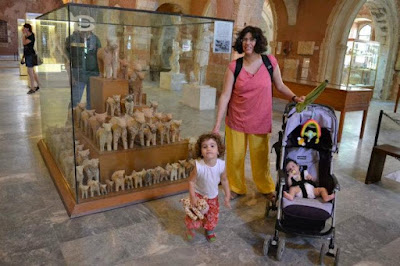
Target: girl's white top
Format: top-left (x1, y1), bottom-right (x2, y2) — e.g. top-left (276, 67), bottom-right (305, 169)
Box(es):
top-left (195, 158), bottom-right (225, 199)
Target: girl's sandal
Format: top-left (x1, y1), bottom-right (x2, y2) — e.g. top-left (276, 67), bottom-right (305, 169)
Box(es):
top-left (206, 233), bottom-right (217, 242)
top-left (186, 230), bottom-right (195, 241)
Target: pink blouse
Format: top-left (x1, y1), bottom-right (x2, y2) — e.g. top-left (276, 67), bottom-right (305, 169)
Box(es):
top-left (226, 54), bottom-right (278, 134)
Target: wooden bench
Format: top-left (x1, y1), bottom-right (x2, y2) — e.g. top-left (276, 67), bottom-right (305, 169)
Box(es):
top-left (365, 144), bottom-right (400, 184)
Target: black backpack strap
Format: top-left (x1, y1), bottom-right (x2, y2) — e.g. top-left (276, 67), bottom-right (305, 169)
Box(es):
top-left (233, 57), bottom-right (243, 87)
top-left (261, 54), bottom-right (274, 83)
top-left (232, 54), bottom-right (274, 88)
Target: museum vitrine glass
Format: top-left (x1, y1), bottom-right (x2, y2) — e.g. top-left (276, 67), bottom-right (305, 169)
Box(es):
top-left (341, 39), bottom-right (380, 88)
top-left (36, 3), bottom-right (233, 216)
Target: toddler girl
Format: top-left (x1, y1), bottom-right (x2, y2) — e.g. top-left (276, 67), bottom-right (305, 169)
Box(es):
top-left (185, 133), bottom-right (231, 242)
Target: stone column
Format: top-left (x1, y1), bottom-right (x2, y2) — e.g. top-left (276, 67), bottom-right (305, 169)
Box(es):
top-left (331, 43), bottom-right (347, 86)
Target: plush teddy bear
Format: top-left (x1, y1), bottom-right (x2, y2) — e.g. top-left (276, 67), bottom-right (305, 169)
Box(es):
top-left (180, 196), bottom-right (209, 220)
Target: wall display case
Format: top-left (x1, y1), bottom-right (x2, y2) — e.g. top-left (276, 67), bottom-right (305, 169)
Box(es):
top-left (36, 3), bottom-right (233, 217)
top-left (342, 39), bottom-right (380, 88)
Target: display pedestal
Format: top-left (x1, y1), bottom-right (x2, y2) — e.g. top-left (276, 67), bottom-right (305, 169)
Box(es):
top-left (160, 72), bottom-right (186, 90)
top-left (38, 138), bottom-right (189, 218)
top-left (90, 77), bottom-right (129, 113)
top-left (181, 84), bottom-right (216, 110)
top-left (76, 130), bottom-right (189, 181)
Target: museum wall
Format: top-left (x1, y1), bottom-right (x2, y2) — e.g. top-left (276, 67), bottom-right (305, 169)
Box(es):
top-left (4, 0), bottom-right (399, 100)
top-left (0, 0), bottom-right (63, 55)
top-left (271, 0), bottom-right (338, 83)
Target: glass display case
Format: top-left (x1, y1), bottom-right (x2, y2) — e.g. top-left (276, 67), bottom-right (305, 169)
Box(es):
top-left (36, 3), bottom-right (233, 217)
top-left (341, 39), bottom-right (380, 88)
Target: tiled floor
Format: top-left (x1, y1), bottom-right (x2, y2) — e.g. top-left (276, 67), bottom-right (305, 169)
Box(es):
top-left (0, 61), bottom-right (399, 265)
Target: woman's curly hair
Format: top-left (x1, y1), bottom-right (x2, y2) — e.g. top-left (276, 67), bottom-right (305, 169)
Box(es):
top-left (195, 133), bottom-right (225, 159)
top-left (232, 26), bottom-right (268, 54)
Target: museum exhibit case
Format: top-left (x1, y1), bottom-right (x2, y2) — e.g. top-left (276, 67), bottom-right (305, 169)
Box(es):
top-left (341, 39), bottom-right (380, 88)
top-left (35, 3), bottom-right (234, 217)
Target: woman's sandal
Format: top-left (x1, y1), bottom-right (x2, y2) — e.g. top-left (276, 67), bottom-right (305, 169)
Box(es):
top-left (264, 192), bottom-right (276, 202)
top-left (230, 191), bottom-right (243, 200)
top-left (27, 89), bottom-right (35, 94)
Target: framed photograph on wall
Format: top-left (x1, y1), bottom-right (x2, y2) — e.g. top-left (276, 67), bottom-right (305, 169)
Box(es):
top-left (213, 21), bottom-right (233, 53)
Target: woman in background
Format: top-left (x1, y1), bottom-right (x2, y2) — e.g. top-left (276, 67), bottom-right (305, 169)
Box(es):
top-left (22, 23), bottom-right (40, 94)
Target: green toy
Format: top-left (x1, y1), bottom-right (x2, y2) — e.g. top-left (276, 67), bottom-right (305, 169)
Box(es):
top-left (296, 80), bottom-right (329, 113)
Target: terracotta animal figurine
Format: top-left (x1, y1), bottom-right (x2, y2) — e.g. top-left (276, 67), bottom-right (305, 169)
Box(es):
top-left (110, 116), bottom-right (128, 150)
top-left (126, 112), bottom-right (146, 148)
top-left (158, 166), bottom-right (169, 182)
top-left (88, 112), bottom-right (108, 141)
top-left (156, 122), bottom-right (168, 145)
top-left (118, 58), bottom-right (130, 80)
top-left (133, 169), bottom-right (146, 188)
top-left (80, 109), bottom-right (96, 135)
top-left (124, 173), bottom-right (134, 189)
top-left (106, 95), bottom-right (121, 117)
top-left (75, 165), bottom-right (85, 185)
top-left (96, 123), bottom-right (113, 151)
top-left (73, 102), bottom-right (86, 127)
top-left (111, 170), bottom-right (126, 192)
top-left (100, 183), bottom-right (108, 195)
top-left (166, 163), bottom-right (179, 181)
top-left (97, 37), bottom-right (119, 79)
top-left (88, 180), bottom-right (100, 197)
top-left (76, 149), bottom-right (90, 166)
top-left (152, 167), bottom-right (161, 184)
top-left (142, 107), bottom-right (154, 123)
top-left (144, 169), bottom-right (153, 186)
top-left (105, 179), bottom-right (114, 192)
top-left (143, 123), bottom-right (157, 146)
top-left (83, 158), bottom-right (100, 182)
top-left (80, 183), bottom-right (90, 199)
top-left (180, 196), bottom-right (209, 220)
top-left (124, 94), bottom-right (135, 116)
top-left (178, 160), bottom-right (188, 179)
top-left (128, 62), bottom-right (145, 105)
top-left (170, 120), bottom-right (182, 142)
top-left (149, 100), bottom-right (158, 113)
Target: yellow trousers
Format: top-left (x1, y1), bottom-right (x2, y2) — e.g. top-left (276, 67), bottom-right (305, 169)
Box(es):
top-left (225, 125), bottom-right (275, 195)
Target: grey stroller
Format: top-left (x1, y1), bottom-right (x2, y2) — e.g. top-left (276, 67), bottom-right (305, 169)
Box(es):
top-left (265, 103), bottom-right (340, 265)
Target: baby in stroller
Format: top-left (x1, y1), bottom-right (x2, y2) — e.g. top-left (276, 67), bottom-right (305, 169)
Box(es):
top-left (283, 159), bottom-right (335, 202)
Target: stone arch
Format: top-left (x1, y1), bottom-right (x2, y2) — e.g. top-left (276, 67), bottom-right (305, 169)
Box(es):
top-left (262, 0), bottom-right (278, 54)
top-left (156, 3), bottom-right (183, 14)
top-left (202, 0), bottom-right (216, 17)
top-left (318, 0), bottom-right (399, 99)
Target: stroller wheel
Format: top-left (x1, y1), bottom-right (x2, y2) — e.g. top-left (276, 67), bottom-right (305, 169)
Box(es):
top-left (276, 238), bottom-right (285, 261)
top-left (319, 243), bottom-right (328, 265)
top-left (263, 235), bottom-right (272, 256)
top-left (334, 247), bottom-right (340, 266)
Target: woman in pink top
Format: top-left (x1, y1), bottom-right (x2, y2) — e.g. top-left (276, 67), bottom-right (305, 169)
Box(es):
top-left (212, 26), bottom-right (305, 200)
